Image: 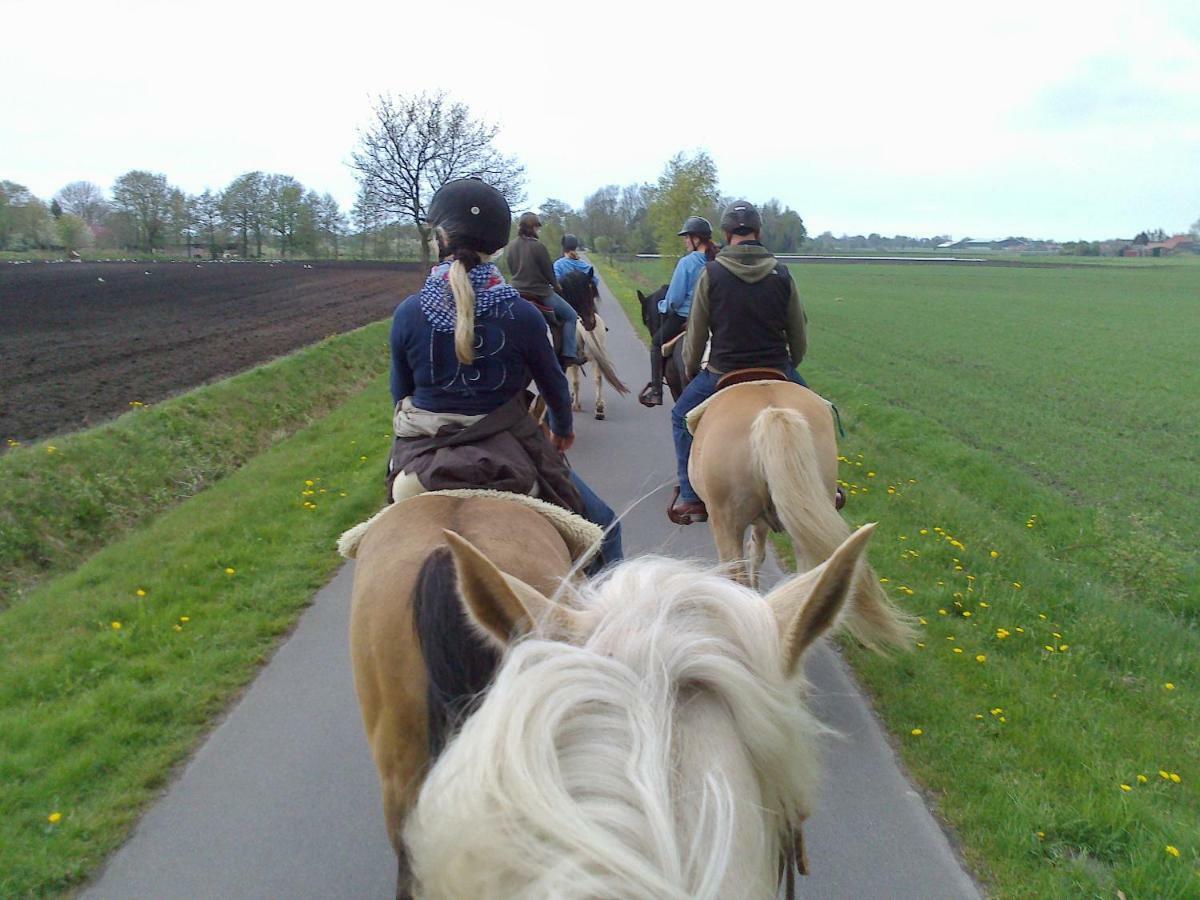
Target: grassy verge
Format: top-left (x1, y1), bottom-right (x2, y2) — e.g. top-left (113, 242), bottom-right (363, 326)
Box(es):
top-left (0, 321), bottom-right (391, 608)
top-left (600, 254), bottom-right (1199, 896)
top-left (0, 374), bottom-right (393, 896)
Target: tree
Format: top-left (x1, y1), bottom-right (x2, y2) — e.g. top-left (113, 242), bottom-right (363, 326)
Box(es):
top-left (168, 189), bottom-right (198, 256)
top-left (55, 181), bottom-right (108, 226)
top-left (582, 185), bottom-right (623, 252)
top-left (316, 192), bottom-right (346, 259)
top-left (0, 181), bottom-right (55, 250)
top-left (351, 91), bottom-right (526, 266)
top-left (221, 171), bottom-right (267, 258)
top-left (646, 151), bottom-right (721, 262)
top-left (111, 170), bottom-right (172, 251)
top-left (193, 190), bottom-right (224, 258)
top-left (57, 214), bottom-right (92, 252)
top-left (263, 174), bottom-right (305, 256)
top-left (759, 199), bottom-right (807, 252)
top-left (49, 198), bottom-right (63, 219)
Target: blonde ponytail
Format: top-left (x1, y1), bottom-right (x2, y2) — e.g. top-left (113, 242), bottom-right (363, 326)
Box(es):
top-left (446, 248), bottom-right (491, 365)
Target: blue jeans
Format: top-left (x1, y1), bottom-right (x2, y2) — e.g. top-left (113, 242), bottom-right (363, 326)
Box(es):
top-left (569, 469), bottom-right (623, 571)
top-left (671, 368), bottom-right (808, 503)
top-left (545, 292), bottom-right (579, 359)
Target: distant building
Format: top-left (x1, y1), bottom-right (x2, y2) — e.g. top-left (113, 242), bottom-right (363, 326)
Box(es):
top-left (1123, 234), bottom-right (1198, 257)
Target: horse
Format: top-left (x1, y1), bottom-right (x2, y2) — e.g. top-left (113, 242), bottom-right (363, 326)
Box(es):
top-left (340, 491), bottom-right (601, 899)
top-left (636, 285), bottom-right (686, 402)
top-left (687, 378), bottom-right (915, 651)
top-left (404, 523), bottom-right (881, 899)
top-left (559, 267), bottom-right (628, 419)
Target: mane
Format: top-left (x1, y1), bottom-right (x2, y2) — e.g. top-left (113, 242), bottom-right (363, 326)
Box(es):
top-left (405, 557), bottom-right (829, 899)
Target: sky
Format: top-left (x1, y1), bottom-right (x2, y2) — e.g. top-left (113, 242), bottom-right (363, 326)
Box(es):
top-left (3, 0), bottom-right (1198, 241)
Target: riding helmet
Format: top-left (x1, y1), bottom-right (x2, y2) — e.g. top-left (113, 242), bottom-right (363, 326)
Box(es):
top-left (427, 178), bottom-right (512, 254)
top-left (676, 215), bottom-right (713, 238)
top-left (562, 233), bottom-right (580, 251)
top-left (719, 200), bottom-right (762, 236)
top-left (518, 211), bottom-right (542, 230)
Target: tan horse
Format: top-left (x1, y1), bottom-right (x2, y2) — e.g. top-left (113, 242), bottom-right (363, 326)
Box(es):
top-left (568, 312), bottom-right (625, 420)
top-left (688, 380), bottom-right (914, 651)
top-left (341, 492), bottom-right (596, 899)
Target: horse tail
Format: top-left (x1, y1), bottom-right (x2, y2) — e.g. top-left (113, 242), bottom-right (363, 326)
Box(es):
top-left (579, 325), bottom-right (630, 395)
top-left (750, 408), bottom-right (914, 653)
top-left (411, 547), bottom-right (501, 759)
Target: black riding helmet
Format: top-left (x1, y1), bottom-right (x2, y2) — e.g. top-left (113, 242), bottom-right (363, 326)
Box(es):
top-left (719, 200), bottom-right (762, 236)
top-left (562, 233), bottom-right (580, 251)
top-left (676, 215), bottom-right (713, 238)
top-left (426, 177), bottom-right (512, 255)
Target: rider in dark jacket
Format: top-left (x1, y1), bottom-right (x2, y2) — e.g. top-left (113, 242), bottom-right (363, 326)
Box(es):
top-left (668, 200), bottom-right (809, 525)
top-left (389, 178), bottom-right (621, 566)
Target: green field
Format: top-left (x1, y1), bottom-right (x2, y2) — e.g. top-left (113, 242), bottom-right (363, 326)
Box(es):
top-left (596, 256), bottom-right (1199, 896)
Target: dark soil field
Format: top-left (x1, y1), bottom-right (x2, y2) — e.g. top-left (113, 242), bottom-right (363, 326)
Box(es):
top-left (1, 260), bottom-right (425, 446)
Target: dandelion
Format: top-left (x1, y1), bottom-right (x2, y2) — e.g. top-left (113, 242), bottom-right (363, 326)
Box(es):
top-left (976, 654), bottom-right (986, 663)
top-left (1165, 845), bottom-right (1180, 858)
top-left (990, 550), bottom-right (999, 559)
top-left (880, 577), bottom-right (890, 583)
top-left (1059, 644), bottom-right (1069, 652)
top-left (225, 567), bottom-right (236, 575)
top-left (1016, 627), bottom-right (1025, 633)
top-left (938, 608), bottom-right (948, 616)
top-left (48, 812), bottom-right (62, 823)
top-left (910, 728), bottom-right (923, 736)
top-left (1044, 645), bottom-right (1056, 652)
top-left (916, 642), bottom-right (926, 649)
top-left (136, 588), bottom-right (146, 597)
top-left (1137, 774), bottom-right (1148, 784)
top-left (996, 628), bottom-right (1011, 639)
top-left (46, 445), bottom-right (58, 454)
top-left (305, 479), bottom-right (314, 487)
top-left (1036, 831), bottom-right (1045, 840)
top-left (1013, 581), bottom-right (1022, 589)
top-left (111, 621), bottom-right (122, 630)
top-left (1165, 683), bottom-right (1176, 691)
top-left (1038, 613), bottom-right (1047, 620)
top-left (1160, 770), bottom-right (1171, 781)
top-left (1120, 784), bottom-right (1132, 792)
top-left (173, 624), bottom-right (183, 632)
top-left (963, 611), bottom-right (973, 618)
top-left (920, 529), bottom-right (928, 535)
top-left (359, 455), bottom-right (368, 462)
top-left (979, 601), bottom-right (989, 608)
top-left (1171, 773), bottom-right (1182, 784)
top-left (918, 616), bottom-right (928, 625)
top-left (974, 713), bottom-right (984, 720)
top-left (953, 648), bottom-right (964, 654)
top-left (990, 708), bottom-right (1003, 716)
top-left (180, 616), bottom-right (189, 623)
top-left (867, 471), bottom-right (876, 478)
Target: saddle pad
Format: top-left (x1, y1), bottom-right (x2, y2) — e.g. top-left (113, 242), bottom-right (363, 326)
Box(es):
top-left (685, 380), bottom-right (831, 435)
top-left (338, 489), bottom-right (603, 566)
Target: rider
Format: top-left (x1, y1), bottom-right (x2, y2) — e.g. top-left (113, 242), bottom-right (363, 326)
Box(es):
top-left (504, 212), bottom-right (582, 368)
top-left (553, 233), bottom-right (598, 293)
top-left (638, 215), bottom-right (719, 407)
top-left (667, 200), bottom-right (809, 525)
top-left (389, 178), bottom-right (621, 567)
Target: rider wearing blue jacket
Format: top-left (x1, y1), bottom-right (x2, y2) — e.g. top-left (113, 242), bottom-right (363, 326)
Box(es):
top-left (638, 215), bottom-right (719, 407)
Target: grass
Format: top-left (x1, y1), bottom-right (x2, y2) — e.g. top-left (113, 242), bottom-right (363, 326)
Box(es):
top-left (0, 373), bottom-right (394, 896)
top-left (598, 255), bottom-right (1200, 896)
top-left (0, 321), bottom-right (391, 608)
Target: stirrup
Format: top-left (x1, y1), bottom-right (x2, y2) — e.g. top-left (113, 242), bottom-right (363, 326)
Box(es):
top-left (638, 382), bottom-right (663, 407)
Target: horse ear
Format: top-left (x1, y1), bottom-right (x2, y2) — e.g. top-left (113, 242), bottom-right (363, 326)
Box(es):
top-left (765, 524), bottom-right (876, 676)
top-left (636, 289), bottom-right (645, 303)
top-left (442, 530), bottom-right (572, 647)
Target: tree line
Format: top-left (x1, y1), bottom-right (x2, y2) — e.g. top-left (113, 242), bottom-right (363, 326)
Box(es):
top-left (0, 172), bottom-right (348, 258)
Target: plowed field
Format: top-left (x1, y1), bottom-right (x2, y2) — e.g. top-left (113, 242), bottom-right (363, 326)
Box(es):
top-left (1, 260), bottom-right (424, 445)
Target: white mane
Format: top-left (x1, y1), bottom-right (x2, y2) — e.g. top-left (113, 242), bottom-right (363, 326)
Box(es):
top-left (404, 556), bottom-right (829, 899)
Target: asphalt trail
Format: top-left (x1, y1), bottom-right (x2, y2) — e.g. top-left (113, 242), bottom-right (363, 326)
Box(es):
top-left (85, 271), bottom-right (981, 899)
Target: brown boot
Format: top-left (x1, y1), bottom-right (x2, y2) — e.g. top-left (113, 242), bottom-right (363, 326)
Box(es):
top-left (667, 486), bottom-right (708, 524)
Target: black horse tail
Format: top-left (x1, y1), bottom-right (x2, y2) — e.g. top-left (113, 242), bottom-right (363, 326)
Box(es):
top-left (411, 547), bottom-right (502, 760)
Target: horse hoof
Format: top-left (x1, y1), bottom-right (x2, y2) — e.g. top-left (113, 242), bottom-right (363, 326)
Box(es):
top-left (595, 411), bottom-right (605, 420)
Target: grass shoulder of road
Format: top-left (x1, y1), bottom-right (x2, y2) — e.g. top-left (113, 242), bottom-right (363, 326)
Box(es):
top-left (597, 254), bottom-right (1199, 897)
top-left (0, 373), bottom-right (394, 897)
top-left (0, 321), bottom-right (390, 608)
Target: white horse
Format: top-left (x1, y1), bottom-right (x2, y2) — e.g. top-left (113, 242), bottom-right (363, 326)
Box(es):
top-left (569, 313), bottom-right (623, 420)
top-left (403, 524), bottom-right (881, 899)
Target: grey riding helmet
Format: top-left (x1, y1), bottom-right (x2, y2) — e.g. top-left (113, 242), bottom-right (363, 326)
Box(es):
top-left (676, 215), bottom-right (713, 238)
top-left (562, 233), bottom-right (580, 251)
top-left (719, 200), bottom-right (761, 235)
top-left (427, 178), bottom-right (512, 254)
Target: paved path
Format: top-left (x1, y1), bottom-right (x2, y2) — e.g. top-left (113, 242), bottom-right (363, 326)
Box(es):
top-left (85, 271), bottom-right (981, 899)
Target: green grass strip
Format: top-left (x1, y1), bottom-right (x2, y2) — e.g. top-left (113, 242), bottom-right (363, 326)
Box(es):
top-left (0, 321), bottom-right (391, 608)
top-left (0, 375), bottom-right (393, 896)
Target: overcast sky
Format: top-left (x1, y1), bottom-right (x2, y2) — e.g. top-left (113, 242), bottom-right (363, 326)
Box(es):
top-left (3, 0), bottom-right (1197, 240)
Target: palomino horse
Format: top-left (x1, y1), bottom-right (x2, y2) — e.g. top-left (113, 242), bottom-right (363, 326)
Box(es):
top-left (559, 267), bottom-right (628, 420)
top-left (688, 379), bottom-right (914, 651)
top-left (340, 492), bottom-right (600, 899)
top-left (404, 524), bottom-right (881, 899)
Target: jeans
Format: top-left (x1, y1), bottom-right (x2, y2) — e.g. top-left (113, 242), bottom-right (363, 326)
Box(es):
top-left (569, 469), bottom-right (623, 572)
top-left (544, 292), bottom-right (579, 360)
top-left (671, 367), bottom-right (808, 503)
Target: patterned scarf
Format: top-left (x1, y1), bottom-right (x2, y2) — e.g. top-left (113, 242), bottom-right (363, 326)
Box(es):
top-left (418, 261), bottom-right (520, 332)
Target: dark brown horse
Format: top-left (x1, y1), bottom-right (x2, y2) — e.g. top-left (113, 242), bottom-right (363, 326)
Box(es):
top-left (636, 285), bottom-right (686, 402)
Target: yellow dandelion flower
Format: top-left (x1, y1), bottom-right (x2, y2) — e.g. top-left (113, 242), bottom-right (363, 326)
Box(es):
top-left (1120, 784), bottom-right (1132, 792)
top-left (1171, 773), bottom-right (1181, 784)
top-left (111, 621), bottom-right (122, 630)
top-left (880, 577), bottom-right (890, 583)
top-left (1016, 627), bottom-right (1025, 633)
top-left (990, 550), bottom-right (999, 559)
top-left (1044, 645), bottom-right (1055, 652)
top-left (979, 601), bottom-right (989, 608)
top-left (173, 624), bottom-right (183, 632)
top-left (916, 642), bottom-right (926, 648)
top-left (974, 713), bottom-right (984, 719)
top-left (1013, 582), bottom-right (1022, 589)
top-left (938, 608), bottom-right (948, 615)
top-left (225, 567), bottom-right (236, 575)
top-left (1036, 831), bottom-right (1045, 840)
top-left (1038, 613), bottom-right (1047, 620)
top-left (996, 628), bottom-right (1010, 639)
top-left (305, 479), bottom-right (314, 487)
top-left (910, 728), bottom-right (923, 736)
top-left (976, 654), bottom-right (986, 663)
top-left (136, 588), bottom-right (146, 597)
top-left (1165, 683), bottom-right (1176, 691)
top-left (867, 471), bottom-right (875, 477)
top-left (359, 455), bottom-right (368, 461)
top-left (1053, 632), bottom-right (1062, 639)
top-left (963, 611), bottom-right (973, 618)
top-left (990, 708), bottom-right (1003, 716)
top-left (918, 617), bottom-right (928, 625)
top-left (920, 529), bottom-right (928, 535)
top-left (180, 616), bottom-right (189, 622)
top-left (1059, 644), bottom-right (1069, 652)
top-left (999, 716), bottom-right (1007, 723)
top-left (1165, 845), bottom-right (1180, 858)
top-left (953, 648), bottom-right (964, 654)
top-left (48, 811), bottom-right (62, 823)
top-left (1159, 770), bottom-right (1171, 780)
top-left (46, 445), bottom-right (58, 454)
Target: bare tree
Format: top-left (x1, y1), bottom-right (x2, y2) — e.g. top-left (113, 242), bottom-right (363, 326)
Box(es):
top-left (351, 91), bottom-right (525, 265)
top-left (193, 190), bottom-right (224, 258)
top-left (55, 181), bottom-right (108, 226)
top-left (111, 170), bottom-right (173, 251)
top-left (263, 174), bottom-right (304, 257)
top-left (221, 171), bottom-right (267, 258)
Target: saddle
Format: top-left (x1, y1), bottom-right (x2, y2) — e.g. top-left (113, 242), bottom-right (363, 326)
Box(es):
top-left (520, 292), bottom-right (565, 356)
top-left (715, 368), bottom-right (788, 391)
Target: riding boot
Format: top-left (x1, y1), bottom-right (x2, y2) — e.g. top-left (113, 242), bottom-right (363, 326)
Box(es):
top-left (638, 352), bottom-right (665, 407)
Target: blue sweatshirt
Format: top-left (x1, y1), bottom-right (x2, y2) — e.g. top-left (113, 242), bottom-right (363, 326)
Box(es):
top-left (390, 293), bottom-right (573, 437)
top-left (553, 255), bottom-right (598, 286)
top-left (658, 250), bottom-right (708, 317)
